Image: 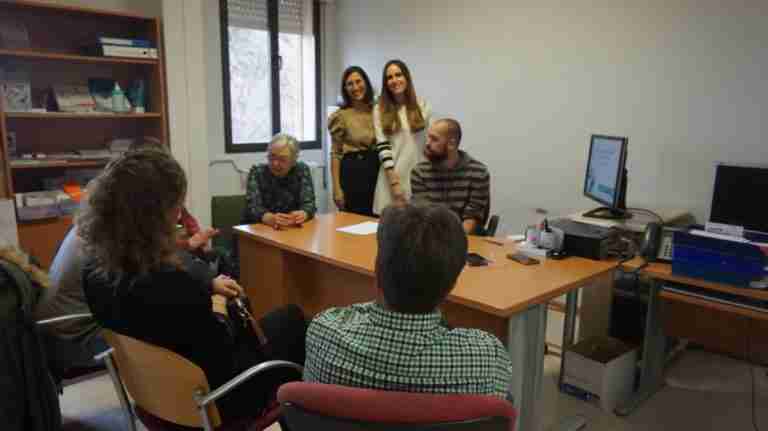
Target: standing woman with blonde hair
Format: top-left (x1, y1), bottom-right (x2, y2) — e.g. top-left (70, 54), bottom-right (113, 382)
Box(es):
top-left (372, 59), bottom-right (432, 214)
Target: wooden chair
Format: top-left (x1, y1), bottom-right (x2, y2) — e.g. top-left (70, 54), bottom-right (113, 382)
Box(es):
top-left (100, 330), bottom-right (302, 431)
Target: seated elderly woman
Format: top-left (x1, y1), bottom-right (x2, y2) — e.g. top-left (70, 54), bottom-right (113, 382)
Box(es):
top-left (242, 134), bottom-right (317, 228)
top-left (78, 149), bottom-right (307, 422)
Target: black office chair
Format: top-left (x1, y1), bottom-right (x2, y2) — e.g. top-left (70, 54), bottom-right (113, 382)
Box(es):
top-left (476, 214), bottom-right (500, 237)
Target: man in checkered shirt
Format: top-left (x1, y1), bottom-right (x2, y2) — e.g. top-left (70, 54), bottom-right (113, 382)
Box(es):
top-left (303, 203), bottom-right (513, 400)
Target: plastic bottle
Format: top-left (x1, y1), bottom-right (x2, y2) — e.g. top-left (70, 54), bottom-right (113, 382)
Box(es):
top-left (111, 82), bottom-right (126, 113)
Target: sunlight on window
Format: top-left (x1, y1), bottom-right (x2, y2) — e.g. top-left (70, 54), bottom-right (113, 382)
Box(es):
top-left (229, 27), bottom-right (271, 144)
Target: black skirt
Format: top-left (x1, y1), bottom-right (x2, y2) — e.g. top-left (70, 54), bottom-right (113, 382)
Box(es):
top-left (340, 150), bottom-right (380, 217)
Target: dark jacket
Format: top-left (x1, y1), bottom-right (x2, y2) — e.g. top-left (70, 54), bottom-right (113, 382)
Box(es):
top-left (82, 252), bottom-right (270, 421)
top-left (0, 258), bottom-right (61, 431)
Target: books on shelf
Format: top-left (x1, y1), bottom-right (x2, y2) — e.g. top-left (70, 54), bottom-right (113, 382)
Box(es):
top-left (97, 37), bottom-right (152, 48)
top-left (77, 149), bottom-right (113, 159)
top-left (85, 44), bottom-right (158, 59)
top-left (0, 68), bottom-right (32, 112)
top-left (52, 85), bottom-right (96, 113)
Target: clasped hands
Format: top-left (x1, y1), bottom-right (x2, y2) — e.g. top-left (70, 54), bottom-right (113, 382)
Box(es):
top-left (262, 211), bottom-right (308, 230)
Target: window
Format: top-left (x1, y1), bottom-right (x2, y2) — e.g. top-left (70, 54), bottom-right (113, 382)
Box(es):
top-left (221, 0), bottom-right (320, 152)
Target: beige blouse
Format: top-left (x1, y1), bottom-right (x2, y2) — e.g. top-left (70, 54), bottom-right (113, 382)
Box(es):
top-left (328, 107), bottom-right (377, 160)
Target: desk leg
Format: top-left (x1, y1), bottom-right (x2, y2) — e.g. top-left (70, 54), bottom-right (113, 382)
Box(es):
top-left (551, 290), bottom-right (588, 431)
top-left (508, 303), bottom-right (547, 431)
top-left (558, 289), bottom-right (579, 389)
top-left (615, 278), bottom-right (666, 416)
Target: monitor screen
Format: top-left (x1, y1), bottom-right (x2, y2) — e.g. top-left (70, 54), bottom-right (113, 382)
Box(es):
top-left (583, 135), bottom-right (627, 208)
top-left (710, 164), bottom-right (768, 234)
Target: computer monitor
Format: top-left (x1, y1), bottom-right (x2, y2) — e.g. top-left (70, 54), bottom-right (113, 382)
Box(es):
top-left (582, 134), bottom-right (630, 220)
top-left (710, 163), bottom-right (768, 235)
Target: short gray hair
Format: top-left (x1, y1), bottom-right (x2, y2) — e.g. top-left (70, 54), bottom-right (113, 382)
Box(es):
top-left (376, 203), bottom-right (468, 314)
top-left (269, 133), bottom-right (300, 161)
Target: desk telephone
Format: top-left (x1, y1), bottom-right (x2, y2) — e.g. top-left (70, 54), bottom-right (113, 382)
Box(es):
top-left (640, 222), bottom-right (676, 262)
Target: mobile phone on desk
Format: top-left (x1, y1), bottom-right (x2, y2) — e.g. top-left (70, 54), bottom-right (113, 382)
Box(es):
top-left (467, 252), bottom-right (490, 267)
top-left (507, 252), bottom-right (540, 265)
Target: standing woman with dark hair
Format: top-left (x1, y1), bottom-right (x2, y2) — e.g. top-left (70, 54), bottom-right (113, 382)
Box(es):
top-left (372, 59), bottom-right (432, 214)
top-left (328, 66), bottom-right (378, 216)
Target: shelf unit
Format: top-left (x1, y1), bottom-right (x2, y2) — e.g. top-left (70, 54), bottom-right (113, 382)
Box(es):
top-left (0, 0), bottom-right (168, 267)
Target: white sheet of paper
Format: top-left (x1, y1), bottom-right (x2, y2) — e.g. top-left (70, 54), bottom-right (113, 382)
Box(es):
top-left (0, 199), bottom-right (19, 248)
top-left (337, 221), bottom-right (379, 235)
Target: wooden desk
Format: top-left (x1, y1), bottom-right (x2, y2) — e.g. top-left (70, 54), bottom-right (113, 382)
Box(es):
top-left (617, 258), bottom-right (768, 416)
top-left (236, 212), bottom-right (618, 431)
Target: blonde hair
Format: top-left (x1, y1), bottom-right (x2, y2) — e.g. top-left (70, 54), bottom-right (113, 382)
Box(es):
top-left (0, 245), bottom-right (51, 290)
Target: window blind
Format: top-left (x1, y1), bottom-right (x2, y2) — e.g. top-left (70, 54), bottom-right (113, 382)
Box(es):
top-left (227, 0), bottom-right (306, 34)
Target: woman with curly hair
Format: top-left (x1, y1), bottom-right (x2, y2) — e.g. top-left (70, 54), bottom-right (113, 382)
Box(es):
top-left (78, 149), bottom-right (306, 422)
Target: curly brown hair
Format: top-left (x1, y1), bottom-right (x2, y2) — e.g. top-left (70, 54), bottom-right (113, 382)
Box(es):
top-left (76, 149), bottom-right (187, 276)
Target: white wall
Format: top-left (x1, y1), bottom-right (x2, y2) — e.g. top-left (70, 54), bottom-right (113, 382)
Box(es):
top-left (335, 0), bottom-right (768, 231)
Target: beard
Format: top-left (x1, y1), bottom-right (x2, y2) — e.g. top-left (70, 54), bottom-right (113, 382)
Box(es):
top-left (425, 151), bottom-right (447, 163)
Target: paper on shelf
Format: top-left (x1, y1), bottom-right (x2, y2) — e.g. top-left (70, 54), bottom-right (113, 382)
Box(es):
top-left (0, 199), bottom-right (19, 248)
top-left (337, 221), bottom-right (379, 235)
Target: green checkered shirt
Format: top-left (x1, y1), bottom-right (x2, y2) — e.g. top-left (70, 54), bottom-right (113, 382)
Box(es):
top-left (304, 301), bottom-right (513, 399)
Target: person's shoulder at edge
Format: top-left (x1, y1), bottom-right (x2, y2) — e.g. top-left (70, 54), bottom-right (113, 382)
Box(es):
top-left (328, 108), bottom-right (348, 124)
top-left (309, 301), bottom-right (375, 329)
top-left (445, 325), bottom-right (512, 359)
top-left (247, 163), bottom-right (270, 179)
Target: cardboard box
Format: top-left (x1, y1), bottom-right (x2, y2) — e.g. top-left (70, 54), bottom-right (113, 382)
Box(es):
top-left (562, 336), bottom-right (637, 412)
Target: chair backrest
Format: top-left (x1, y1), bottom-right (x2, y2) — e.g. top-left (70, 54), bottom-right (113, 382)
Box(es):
top-left (278, 382), bottom-right (516, 431)
top-left (211, 195), bottom-right (247, 250)
top-left (484, 215), bottom-right (500, 237)
top-left (102, 330), bottom-right (222, 428)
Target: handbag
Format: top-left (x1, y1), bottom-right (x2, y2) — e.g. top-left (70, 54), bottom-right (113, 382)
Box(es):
top-left (221, 295), bottom-right (272, 364)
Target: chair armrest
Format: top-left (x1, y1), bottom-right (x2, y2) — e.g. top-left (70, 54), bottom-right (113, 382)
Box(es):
top-left (93, 347), bottom-right (114, 361)
top-left (36, 313), bottom-right (93, 327)
top-left (196, 360), bottom-right (303, 407)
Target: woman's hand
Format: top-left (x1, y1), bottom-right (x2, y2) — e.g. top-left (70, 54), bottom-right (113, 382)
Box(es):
top-left (188, 227), bottom-right (219, 251)
top-left (334, 189), bottom-right (345, 210)
top-left (391, 183), bottom-right (407, 206)
top-left (212, 275), bottom-right (243, 298)
top-left (290, 210), bottom-right (308, 225)
top-left (275, 213), bottom-right (296, 227)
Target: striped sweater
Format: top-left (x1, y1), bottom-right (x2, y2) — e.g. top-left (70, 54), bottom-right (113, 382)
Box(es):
top-left (411, 151), bottom-right (490, 225)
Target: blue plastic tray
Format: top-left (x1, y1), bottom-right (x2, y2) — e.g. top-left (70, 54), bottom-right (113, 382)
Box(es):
top-left (672, 231), bottom-right (765, 287)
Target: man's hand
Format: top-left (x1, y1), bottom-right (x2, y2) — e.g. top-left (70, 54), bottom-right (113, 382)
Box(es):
top-left (188, 227), bottom-right (219, 251)
top-left (212, 275), bottom-right (243, 298)
top-left (290, 210), bottom-right (308, 225)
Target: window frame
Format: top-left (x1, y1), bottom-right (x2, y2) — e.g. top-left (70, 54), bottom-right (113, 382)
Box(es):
top-left (220, 0), bottom-right (322, 153)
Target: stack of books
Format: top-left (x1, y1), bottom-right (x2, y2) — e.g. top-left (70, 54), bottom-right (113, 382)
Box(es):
top-left (85, 36), bottom-right (158, 59)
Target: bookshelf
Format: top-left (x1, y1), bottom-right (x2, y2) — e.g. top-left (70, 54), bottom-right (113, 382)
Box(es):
top-left (0, 0), bottom-right (168, 267)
